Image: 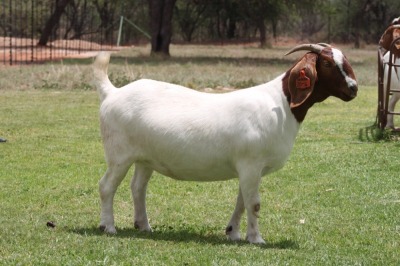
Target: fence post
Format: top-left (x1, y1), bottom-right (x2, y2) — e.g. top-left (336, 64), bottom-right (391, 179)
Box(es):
top-left (31, 0), bottom-right (34, 63)
top-left (9, 0), bottom-right (12, 65)
top-left (117, 16), bottom-right (124, 46)
top-left (123, 17), bottom-right (151, 40)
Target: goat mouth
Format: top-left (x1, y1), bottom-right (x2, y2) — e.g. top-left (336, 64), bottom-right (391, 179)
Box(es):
top-left (348, 84), bottom-right (358, 98)
top-left (341, 88), bottom-right (357, 101)
top-left (341, 95), bottom-right (355, 102)
top-left (344, 91), bottom-right (357, 101)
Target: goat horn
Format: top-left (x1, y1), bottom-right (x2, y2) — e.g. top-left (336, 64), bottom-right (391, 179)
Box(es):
top-left (317, 43), bottom-right (331, 47)
top-left (284, 44), bottom-right (325, 56)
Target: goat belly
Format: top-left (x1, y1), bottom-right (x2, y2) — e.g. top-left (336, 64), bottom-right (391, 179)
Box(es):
top-left (138, 142), bottom-right (295, 181)
top-left (130, 126), bottom-right (296, 182)
top-left (137, 156), bottom-right (238, 181)
top-left (130, 123), bottom-right (240, 182)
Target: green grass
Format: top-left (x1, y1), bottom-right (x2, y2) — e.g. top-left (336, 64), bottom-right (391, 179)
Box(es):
top-left (0, 45), bottom-right (399, 265)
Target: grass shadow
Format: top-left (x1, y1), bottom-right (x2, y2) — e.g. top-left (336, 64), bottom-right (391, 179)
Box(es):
top-left (359, 122), bottom-right (400, 142)
top-left (69, 225), bottom-right (299, 250)
top-left (358, 124), bottom-right (383, 142)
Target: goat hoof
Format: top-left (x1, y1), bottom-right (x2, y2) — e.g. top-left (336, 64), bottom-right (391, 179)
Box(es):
top-left (226, 226), bottom-right (241, 241)
top-left (134, 221), bottom-right (152, 232)
top-left (227, 232), bottom-right (241, 242)
top-left (99, 224), bottom-right (117, 234)
top-left (246, 234), bottom-right (265, 245)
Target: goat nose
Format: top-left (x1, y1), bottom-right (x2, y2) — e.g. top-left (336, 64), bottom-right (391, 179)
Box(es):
top-left (349, 84), bottom-right (358, 93)
top-left (349, 84), bottom-right (358, 97)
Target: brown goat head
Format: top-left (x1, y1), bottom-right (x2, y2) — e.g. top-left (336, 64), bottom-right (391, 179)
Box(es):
top-left (379, 25), bottom-right (400, 56)
top-left (284, 43), bottom-right (358, 122)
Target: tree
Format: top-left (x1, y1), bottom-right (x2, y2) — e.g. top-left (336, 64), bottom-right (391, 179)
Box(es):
top-left (92, 0), bottom-right (118, 43)
top-left (289, 0), bottom-right (327, 41)
top-left (174, 0), bottom-right (209, 42)
top-left (331, 0), bottom-right (400, 45)
top-left (63, 0), bottom-right (89, 39)
top-left (238, 0), bottom-right (285, 47)
top-left (148, 0), bottom-right (177, 56)
top-left (38, 0), bottom-right (73, 46)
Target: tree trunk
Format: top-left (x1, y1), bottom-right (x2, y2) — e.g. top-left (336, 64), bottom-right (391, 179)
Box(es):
top-left (149, 0), bottom-right (177, 56)
top-left (256, 18), bottom-right (270, 48)
top-left (38, 0), bottom-right (72, 46)
top-left (227, 18), bottom-right (236, 39)
top-left (352, 6), bottom-right (363, 49)
top-left (271, 18), bottom-right (277, 41)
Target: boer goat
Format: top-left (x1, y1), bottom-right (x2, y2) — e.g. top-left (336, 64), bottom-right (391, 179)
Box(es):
top-left (93, 44), bottom-right (357, 244)
top-left (379, 22), bottom-right (400, 128)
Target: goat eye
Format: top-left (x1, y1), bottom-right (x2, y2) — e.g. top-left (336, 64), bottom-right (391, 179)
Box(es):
top-left (323, 60), bottom-right (332, 67)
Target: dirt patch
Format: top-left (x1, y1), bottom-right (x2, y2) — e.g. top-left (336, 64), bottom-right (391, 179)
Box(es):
top-left (0, 37), bottom-right (120, 64)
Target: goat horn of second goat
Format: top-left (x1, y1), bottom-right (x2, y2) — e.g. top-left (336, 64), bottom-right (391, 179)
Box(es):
top-left (284, 44), bottom-right (325, 56)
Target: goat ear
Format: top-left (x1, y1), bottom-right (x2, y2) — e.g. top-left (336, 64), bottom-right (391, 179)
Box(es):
top-left (379, 26), bottom-right (395, 51)
top-left (288, 53), bottom-right (318, 108)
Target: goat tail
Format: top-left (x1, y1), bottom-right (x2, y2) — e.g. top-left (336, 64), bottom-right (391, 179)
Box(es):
top-left (93, 52), bottom-right (115, 102)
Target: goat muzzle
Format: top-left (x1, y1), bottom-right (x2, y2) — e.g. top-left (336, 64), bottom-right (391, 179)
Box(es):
top-left (349, 84), bottom-right (358, 98)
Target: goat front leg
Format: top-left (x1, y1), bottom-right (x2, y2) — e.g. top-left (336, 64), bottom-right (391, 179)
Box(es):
top-left (226, 188), bottom-right (245, 241)
top-left (238, 170), bottom-right (265, 244)
top-left (131, 164), bottom-right (153, 232)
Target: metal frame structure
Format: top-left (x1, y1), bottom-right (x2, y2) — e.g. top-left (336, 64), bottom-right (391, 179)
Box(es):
top-left (377, 35), bottom-right (400, 129)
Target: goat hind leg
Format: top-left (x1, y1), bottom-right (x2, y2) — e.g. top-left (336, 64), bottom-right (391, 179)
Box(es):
top-left (239, 173), bottom-right (265, 244)
top-left (131, 163), bottom-right (153, 232)
top-left (99, 160), bottom-right (132, 234)
top-left (226, 188), bottom-right (245, 241)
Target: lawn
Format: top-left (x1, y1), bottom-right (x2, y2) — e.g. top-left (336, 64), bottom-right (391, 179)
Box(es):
top-left (0, 44), bottom-right (399, 265)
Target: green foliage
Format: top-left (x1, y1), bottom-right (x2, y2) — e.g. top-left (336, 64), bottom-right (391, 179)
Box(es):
top-left (231, 78), bottom-right (258, 89)
top-left (35, 79), bottom-right (63, 90)
top-left (4, 0), bottom-right (400, 48)
top-left (109, 73), bottom-right (136, 88)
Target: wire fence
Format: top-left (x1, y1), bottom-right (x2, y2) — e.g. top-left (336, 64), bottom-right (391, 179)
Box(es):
top-left (0, 0), bottom-right (118, 65)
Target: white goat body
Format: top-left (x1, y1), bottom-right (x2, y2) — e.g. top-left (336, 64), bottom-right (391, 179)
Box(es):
top-left (99, 76), bottom-right (298, 182)
top-left (93, 45), bottom-right (357, 244)
top-left (383, 52), bottom-right (400, 128)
